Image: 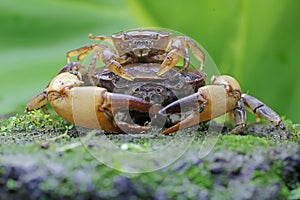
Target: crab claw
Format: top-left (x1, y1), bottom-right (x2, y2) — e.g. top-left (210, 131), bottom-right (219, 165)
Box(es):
top-left (26, 89), bottom-right (48, 111)
top-left (157, 36), bottom-right (205, 76)
top-left (26, 62), bottom-right (82, 112)
top-left (157, 49), bottom-right (183, 76)
top-left (47, 72), bottom-right (158, 133)
top-left (157, 75), bottom-right (241, 134)
top-left (156, 92), bottom-right (207, 134)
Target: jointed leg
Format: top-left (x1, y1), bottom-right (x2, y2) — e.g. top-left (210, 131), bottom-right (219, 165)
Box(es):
top-left (67, 43), bottom-right (134, 81)
top-left (66, 32), bottom-right (115, 63)
top-left (179, 48), bottom-right (190, 73)
top-left (66, 44), bottom-right (99, 63)
top-left (26, 88), bottom-right (48, 112)
top-left (87, 45), bottom-right (134, 81)
top-left (26, 62), bottom-right (82, 112)
top-left (242, 94), bottom-right (285, 130)
top-left (230, 99), bottom-right (247, 134)
top-left (181, 36), bottom-right (205, 70)
top-left (157, 36), bottom-right (205, 76)
top-left (88, 33), bottom-right (113, 44)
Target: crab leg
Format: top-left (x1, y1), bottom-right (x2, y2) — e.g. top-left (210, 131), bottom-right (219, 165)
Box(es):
top-left (66, 43), bottom-right (134, 81)
top-left (66, 34), bottom-right (134, 81)
top-left (66, 44), bottom-right (98, 63)
top-left (26, 88), bottom-right (49, 112)
top-left (26, 62), bottom-right (82, 112)
top-left (88, 33), bottom-right (113, 44)
top-left (157, 36), bottom-right (205, 76)
top-left (229, 99), bottom-right (247, 134)
top-left (88, 45), bottom-right (134, 82)
top-left (66, 34), bottom-right (114, 62)
top-left (47, 72), bottom-right (156, 133)
top-left (158, 75), bottom-right (241, 134)
top-left (241, 94), bottom-right (285, 131)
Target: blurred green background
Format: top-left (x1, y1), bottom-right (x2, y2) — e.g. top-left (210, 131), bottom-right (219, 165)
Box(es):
top-left (0, 0), bottom-right (299, 122)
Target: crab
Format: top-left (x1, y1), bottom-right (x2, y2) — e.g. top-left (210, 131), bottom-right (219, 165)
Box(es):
top-left (65, 29), bottom-right (205, 82)
top-left (26, 29), bottom-right (286, 137)
top-left (26, 62), bottom-right (205, 133)
top-left (26, 62), bottom-right (285, 136)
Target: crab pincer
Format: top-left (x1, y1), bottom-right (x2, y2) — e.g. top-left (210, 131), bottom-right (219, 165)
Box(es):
top-left (157, 36), bottom-right (206, 76)
top-left (46, 72), bottom-right (159, 133)
top-left (157, 76), bottom-right (242, 134)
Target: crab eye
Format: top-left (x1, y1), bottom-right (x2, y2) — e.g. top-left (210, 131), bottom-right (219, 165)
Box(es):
top-left (123, 33), bottom-right (129, 40)
top-left (152, 33), bottom-right (159, 39)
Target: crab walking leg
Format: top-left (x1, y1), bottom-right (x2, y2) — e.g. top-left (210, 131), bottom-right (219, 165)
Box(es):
top-left (88, 46), bottom-right (134, 84)
top-left (159, 76), bottom-right (241, 134)
top-left (182, 48), bottom-right (190, 71)
top-left (26, 88), bottom-right (49, 111)
top-left (229, 99), bottom-right (247, 134)
top-left (66, 44), bottom-right (99, 63)
top-left (66, 43), bottom-right (134, 81)
top-left (47, 72), bottom-right (156, 133)
top-left (88, 33), bottom-right (113, 44)
top-left (157, 40), bottom-right (189, 76)
top-left (241, 94), bottom-right (285, 130)
top-left (66, 33), bottom-right (114, 63)
top-left (157, 36), bottom-right (205, 76)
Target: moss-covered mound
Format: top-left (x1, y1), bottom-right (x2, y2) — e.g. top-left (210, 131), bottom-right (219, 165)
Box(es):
top-left (0, 111), bottom-right (299, 199)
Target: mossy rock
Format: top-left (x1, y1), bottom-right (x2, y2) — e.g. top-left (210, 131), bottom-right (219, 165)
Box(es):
top-left (0, 111), bottom-right (299, 199)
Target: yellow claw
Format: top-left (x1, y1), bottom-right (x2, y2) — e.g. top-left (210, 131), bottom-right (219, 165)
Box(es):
top-left (26, 89), bottom-right (48, 111)
top-left (107, 60), bottom-right (135, 81)
top-left (46, 72), bottom-right (157, 133)
top-left (157, 36), bottom-right (206, 76)
top-left (158, 75), bottom-right (241, 134)
top-left (157, 52), bottom-right (182, 76)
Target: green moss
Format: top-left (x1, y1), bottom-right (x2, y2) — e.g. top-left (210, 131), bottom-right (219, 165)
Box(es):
top-left (214, 135), bottom-right (272, 153)
top-left (0, 112), bottom-right (299, 199)
top-left (0, 110), bottom-right (71, 133)
top-left (284, 119), bottom-right (300, 142)
top-left (6, 179), bottom-right (17, 190)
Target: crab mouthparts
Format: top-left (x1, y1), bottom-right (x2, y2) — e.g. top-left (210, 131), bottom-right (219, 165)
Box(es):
top-left (133, 48), bottom-right (150, 57)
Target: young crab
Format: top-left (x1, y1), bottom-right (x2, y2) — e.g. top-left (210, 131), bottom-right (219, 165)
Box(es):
top-left (65, 29), bottom-right (205, 82)
top-left (27, 62), bottom-right (286, 137)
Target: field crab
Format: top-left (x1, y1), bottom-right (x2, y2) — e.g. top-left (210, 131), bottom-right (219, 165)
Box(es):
top-left (65, 29), bottom-right (205, 82)
top-left (26, 29), bottom-right (286, 137)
